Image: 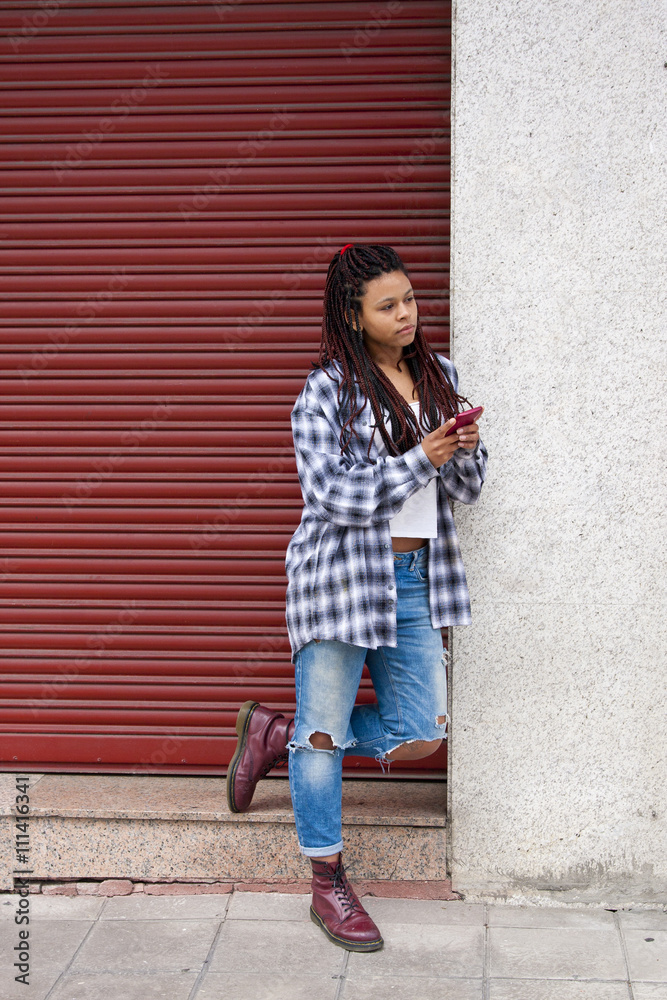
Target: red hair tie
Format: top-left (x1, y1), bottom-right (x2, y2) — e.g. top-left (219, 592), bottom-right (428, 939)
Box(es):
top-left (340, 243), bottom-right (353, 254)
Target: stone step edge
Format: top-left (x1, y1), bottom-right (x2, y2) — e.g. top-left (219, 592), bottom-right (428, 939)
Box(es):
top-left (6, 775), bottom-right (446, 827)
top-left (11, 808), bottom-right (445, 827)
top-left (8, 877), bottom-right (462, 900)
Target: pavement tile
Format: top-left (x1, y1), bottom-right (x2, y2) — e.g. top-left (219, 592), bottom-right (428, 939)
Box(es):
top-left (363, 897), bottom-right (484, 925)
top-left (0, 895), bottom-right (23, 921)
top-left (209, 919), bottom-right (344, 976)
top-left (225, 891), bottom-right (310, 922)
top-left (0, 895), bottom-right (105, 920)
top-left (196, 972), bottom-right (339, 1000)
top-left (489, 927), bottom-right (627, 980)
top-left (0, 964), bottom-right (63, 1000)
top-left (622, 929), bottom-right (667, 982)
top-left (70, 918), bottom-right (218, 972)
top-left (48, 970), bottom-right (199, 1000)
top-left (489, 981), bottom-right (630, 999)
top-left (488, 906), bottom-right (616, 928)
top-left (101, 893), bottom-right (229, 920)
top-left (346, 922), bottom-right (484, 979)
top-left (0, 919), bottom-right (90, 967)
top-left (618, 911), bottom-right (667, 930)
top-left (0, 888), bottom-right (664, 1000)
top-left (342, 972), bottom-right (483, 998)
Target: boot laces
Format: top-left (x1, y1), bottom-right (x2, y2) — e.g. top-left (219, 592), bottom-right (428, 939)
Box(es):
top-left (329, 862), bottom-right (363, 915)
top-left (255, 751), bottom-right (288, 782)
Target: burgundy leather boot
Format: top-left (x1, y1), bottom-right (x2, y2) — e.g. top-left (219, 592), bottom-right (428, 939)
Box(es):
top-left (310, 856), bottom-right (384, 952)
top-left (226, 701), bottom-right (295, 813)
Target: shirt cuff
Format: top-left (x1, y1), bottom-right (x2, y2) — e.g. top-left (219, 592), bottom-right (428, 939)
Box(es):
top-left (452, 441), bottom-right (482, 465)
top-left (407, 442), bottom-right (441, 485)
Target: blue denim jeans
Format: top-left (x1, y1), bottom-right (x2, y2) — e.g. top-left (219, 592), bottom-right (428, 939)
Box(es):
top-left (287, 546), bottom-right (449, 857)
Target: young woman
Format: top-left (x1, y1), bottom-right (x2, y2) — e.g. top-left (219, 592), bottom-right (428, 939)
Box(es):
top-left (226, 243), bottom-right (487, 952)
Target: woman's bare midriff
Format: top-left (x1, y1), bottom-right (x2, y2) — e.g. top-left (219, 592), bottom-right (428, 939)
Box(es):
top-left (391, 537), bottom-right (428, 553)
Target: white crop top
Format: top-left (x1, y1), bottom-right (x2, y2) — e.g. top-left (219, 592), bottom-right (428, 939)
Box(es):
top-left (372, 401), bottom-right (438, 538)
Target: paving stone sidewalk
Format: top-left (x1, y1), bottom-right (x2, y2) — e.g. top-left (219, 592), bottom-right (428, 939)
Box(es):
top-left (0, 890), bottom-right (665, 1000)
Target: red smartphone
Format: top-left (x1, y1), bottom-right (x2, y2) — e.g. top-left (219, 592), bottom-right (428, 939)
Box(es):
top-left (444, 405), bottom-right (484, 436)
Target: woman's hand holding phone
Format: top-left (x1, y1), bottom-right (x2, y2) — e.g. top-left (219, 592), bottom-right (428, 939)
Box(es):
top-left (453, 405), bottom-right (484, 450)
top-left (421, 407), bottom-right (484, 469)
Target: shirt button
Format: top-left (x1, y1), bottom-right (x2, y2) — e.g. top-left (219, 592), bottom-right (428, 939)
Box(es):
top-left (384, 544), bottom-right (390, 549)
top-left (388, 585), bottom-right (395, 591)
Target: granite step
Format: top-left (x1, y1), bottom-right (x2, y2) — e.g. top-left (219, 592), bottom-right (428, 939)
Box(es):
top-left (0, 774), bottom-right (447, 890)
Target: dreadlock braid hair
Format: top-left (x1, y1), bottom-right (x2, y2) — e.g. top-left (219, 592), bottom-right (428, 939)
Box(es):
top-left (316, 243), bottom-right (471, 456)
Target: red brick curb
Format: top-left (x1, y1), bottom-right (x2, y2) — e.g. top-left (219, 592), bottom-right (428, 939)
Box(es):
top-left (12, 878), bottom-right (462, 900)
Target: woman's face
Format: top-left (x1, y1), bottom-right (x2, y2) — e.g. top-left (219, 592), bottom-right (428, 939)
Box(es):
top-left (356, 270), bottom-right (418, 360)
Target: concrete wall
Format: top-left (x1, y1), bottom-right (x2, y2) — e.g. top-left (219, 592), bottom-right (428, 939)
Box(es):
top-left (448, 0), bottom-right (666, 905)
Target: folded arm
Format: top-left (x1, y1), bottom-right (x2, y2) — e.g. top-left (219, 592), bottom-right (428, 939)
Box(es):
top-left (292, 387), bottom-right (439, 527)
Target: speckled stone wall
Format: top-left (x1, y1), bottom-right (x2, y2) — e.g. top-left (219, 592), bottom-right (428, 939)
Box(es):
top-left (448, 0), bottom-right (667, 904)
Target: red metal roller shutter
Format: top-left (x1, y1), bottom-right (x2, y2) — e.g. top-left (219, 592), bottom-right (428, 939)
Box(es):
top-left (0, 1), bottom-right (450, 777)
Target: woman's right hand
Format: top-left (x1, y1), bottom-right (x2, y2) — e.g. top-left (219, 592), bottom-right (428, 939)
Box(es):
top-left (421, 418), bottom-right (462, 469)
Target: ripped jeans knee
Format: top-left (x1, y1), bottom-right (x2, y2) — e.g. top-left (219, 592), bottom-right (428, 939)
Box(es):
top-left (436, 712), bottom-right (450, 737)
top-left (287, 727), bottom-right (356, 756)
top-left (367, 711), bottom-right (450, 773)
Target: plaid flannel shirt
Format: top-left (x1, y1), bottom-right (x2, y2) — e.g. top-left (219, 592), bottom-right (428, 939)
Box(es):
top-left (285, 354), bottom-right (488, 660)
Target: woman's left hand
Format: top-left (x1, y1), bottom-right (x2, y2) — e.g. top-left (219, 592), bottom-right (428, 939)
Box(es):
top-left (456, 407), bottom-right (483, 450)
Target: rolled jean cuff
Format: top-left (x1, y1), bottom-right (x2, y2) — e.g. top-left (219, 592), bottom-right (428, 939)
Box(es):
top-left (299, 839), bottom-right (344, 858)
